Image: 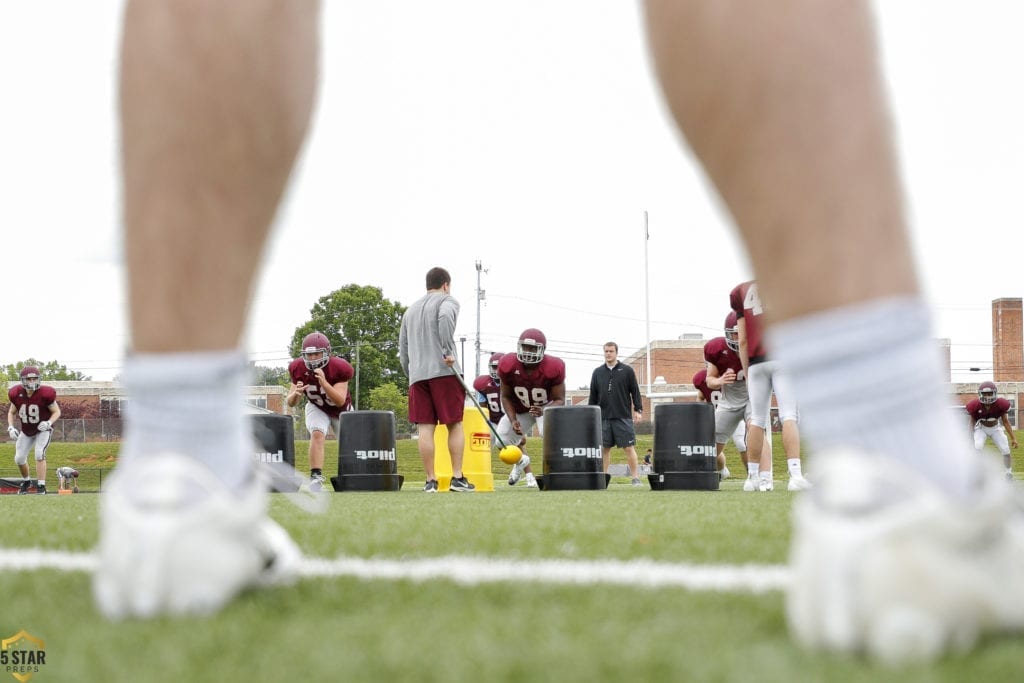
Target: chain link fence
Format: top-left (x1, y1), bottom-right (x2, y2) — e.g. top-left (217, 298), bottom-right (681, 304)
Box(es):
top-left (39, 419), bottom-right (124, 442)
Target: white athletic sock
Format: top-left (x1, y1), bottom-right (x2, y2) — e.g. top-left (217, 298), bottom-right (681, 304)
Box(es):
top-left (120, 350), bottom-right (253, 491)
top-left (786, 458), bottom-right (803, 478)
top-left (770, 297), bottom-right (977, 500)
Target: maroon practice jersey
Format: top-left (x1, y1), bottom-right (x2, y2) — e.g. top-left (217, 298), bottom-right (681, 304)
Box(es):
top-left (966, 397), bottom-right (1011, 424)
top-left (472, 374), bottom-right (503, 425)
top-left (703, 336), bottom-right (744, 377)
top-left (8, 385), bottom-right (58, 437)
top-left (691, 369), bottom-right (714, 404)
top-left (288, 356), bottom-right (355, 418)
top-left (729, 280), bottom-right (767, 360)
top-left (497, 354), bottom-right (566, 415)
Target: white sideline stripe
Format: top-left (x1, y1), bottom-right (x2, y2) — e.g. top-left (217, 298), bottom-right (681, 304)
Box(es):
top-left (0, 548), bottom-right (789, 593)
top-left (299, 557), bottom-right (790, 592)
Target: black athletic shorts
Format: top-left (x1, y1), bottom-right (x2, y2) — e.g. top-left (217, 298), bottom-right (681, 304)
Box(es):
top-left (601, 417), bottom-right (636, 449)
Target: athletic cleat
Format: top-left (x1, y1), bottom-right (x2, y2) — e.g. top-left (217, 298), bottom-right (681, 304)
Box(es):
top-left (17, 479), bottom-right (31, 495)
top-left (787, 449), bottom-right (1024, 665)
top-left (449, 476), bottom-right (475, 493)
top-left (94, 452), bottom-right (301, 619)
top-left (743, 475), bottom-right (759, 492)
top-left (508, 454), bottom-right (530, 486)
top-left (525, 473), bottom-right (537, 488)
top-left (787, 475), bottom-right (812, 491)
top-left (36, 483), bottom-right (46, 495)
top-left (720, 466), bottom-right (731, 481)
top-left (631, 477), bottom-right (642, 487)
top-left (423, 479), bottom-right (438, 493)
top-left (1007, 471), bottom-right (1015, 482)
top-left (309, 473), bottom-right (326, 493)
top-left (759, 477), bottom-right (774, 492)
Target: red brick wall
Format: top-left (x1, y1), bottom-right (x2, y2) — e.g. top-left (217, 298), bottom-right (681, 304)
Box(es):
top-left (993, 298), bottom-right (1023, 383)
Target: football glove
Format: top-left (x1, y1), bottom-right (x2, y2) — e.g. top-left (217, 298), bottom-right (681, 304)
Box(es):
top-left (7, 426), bottom-right (19, 440)
top-left (37, 421), bottom-right (52, 432)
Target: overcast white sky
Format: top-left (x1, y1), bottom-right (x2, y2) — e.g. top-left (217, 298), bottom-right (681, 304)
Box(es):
top-left (2, 2), bottom-right (1022, 388)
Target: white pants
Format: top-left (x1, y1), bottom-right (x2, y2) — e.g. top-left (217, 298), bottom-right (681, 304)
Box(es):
top-left (747, 360), bottom-right (798, 429)
top-left (305, 402), bottom-right (340, 438)
top-left (714, 406), bottom-right (748, 451)
top-left (974, 422), bottom-right (1011, 456)
top-left (497, 412), bottom-right (544, 447)
top-left (14, 431), bottom-right (51, 466)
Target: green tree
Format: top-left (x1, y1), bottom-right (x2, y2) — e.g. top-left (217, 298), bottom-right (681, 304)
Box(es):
top-left (290, 284), bottom-right (407, 409)
top-left (2, 359), bottom-right (91, 381)
top-left (251, 364), bottom-right (290, 388)
top-left (366, 382), bottom-right (411, 435)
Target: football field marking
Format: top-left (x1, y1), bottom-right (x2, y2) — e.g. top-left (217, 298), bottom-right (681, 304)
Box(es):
top-left (0, 547), bottom-right (788, 593)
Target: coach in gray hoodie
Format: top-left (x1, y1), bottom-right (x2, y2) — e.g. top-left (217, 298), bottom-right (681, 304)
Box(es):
top-left (399, 267), bottom-right (474, 492)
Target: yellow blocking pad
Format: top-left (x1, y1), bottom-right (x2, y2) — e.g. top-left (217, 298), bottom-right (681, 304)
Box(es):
top-left (433, 405), bottom-right (495, 491)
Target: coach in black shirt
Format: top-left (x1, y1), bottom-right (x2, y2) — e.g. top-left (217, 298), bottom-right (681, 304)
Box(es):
top-left (588, 342), bottom-right (644, 486)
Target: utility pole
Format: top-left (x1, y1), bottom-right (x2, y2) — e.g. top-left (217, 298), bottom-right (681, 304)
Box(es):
top-left (475, 260), bottom-right (487, 379)
top-left (353, 342), bottom-right (360, 410)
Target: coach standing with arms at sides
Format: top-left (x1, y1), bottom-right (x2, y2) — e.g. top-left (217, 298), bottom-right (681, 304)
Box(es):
top-left (399, 267), bottom-right (474, 493)
top-left (589, 342), bottom-right (644, 487)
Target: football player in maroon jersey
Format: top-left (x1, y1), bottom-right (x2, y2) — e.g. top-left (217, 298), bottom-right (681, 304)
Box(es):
top-left (729, 281), bottom-right (807, 492)
top-left (698, 320), bottom-right (776, 485)
top-left (7, 366), bottom-right (61, 495)
top-left (702, 316), bottom-right (746, 482)
top-left (472, 352), bottom-right (505, 427)
top-left (966, 381), bottom-right (1018, 480)
top-left (496, 329), bottom-right (566, 487)
top-left (286, 331), bottom-right (354, 491)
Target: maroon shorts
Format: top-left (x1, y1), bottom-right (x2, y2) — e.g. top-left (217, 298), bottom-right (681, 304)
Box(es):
top-left (408, 375), bottom-right (465, 425)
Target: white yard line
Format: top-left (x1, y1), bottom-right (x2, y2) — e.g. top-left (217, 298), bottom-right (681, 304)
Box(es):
top-left (0, 548), bottom-right (789, 593)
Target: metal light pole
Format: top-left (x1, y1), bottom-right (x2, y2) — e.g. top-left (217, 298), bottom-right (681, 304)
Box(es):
top-left (475, 260), bottom-right (487, 378)
top-left (459, 335), bottom-right (467, 378)
top-left (643, 210), bottom-right (652, 395)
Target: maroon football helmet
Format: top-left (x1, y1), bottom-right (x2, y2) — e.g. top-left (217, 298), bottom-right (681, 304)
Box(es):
top-left (301, 332), bottom-right (332, 370)
top-left (19, 366), bottom-right (41, 391)
top-left (978, 381), bottom-right (998, 405)
top-left (724, 312), bottom-right (740, 352)
top-left (517, 329), bottom-right (546, 364)
top-left (488, 352), bottom-right (504, 381)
